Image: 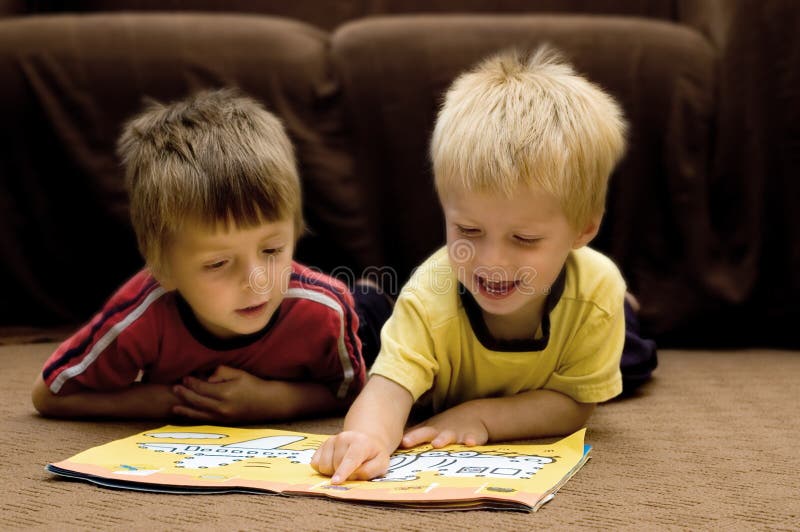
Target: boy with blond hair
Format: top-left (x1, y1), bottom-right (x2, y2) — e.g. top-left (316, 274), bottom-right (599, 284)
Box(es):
top-left (312, 47), bottom-right (651, 483)
top-left (32, 89), bottom-right (391, 422)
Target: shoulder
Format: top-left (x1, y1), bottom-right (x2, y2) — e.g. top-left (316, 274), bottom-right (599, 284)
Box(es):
top-left (108, 269), bottom-right (165, 305)
top-left (94, 269), bottom-right (171, 328)
top-left (561, 247), bottom-right (626, 317)
top-left (396, 247), bottom-right (461, 328)
top-left (284, 261), bottom-right (355, 313)
top-left (42, 269), bottom-right (171, 390)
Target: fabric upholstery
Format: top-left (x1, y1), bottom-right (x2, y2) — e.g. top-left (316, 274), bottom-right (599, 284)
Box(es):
top-left (1, 2), bottom-right (798, 347)
top-left (0, 13), bottom-right (377, 325)
top-left (26, 0), bottom-right (677, 30)
top-left (332, 15), bottom-right (714, 321)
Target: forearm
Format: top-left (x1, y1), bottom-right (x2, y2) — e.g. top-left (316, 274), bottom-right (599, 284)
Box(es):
top-left (32, 375), bottom-right (179, 419)
top-left (466, 389), bottom-right (595, 441)
top-left (343, 376), bottom-right (414, 451)
top-left (251, 380), bottom-right (351, 421)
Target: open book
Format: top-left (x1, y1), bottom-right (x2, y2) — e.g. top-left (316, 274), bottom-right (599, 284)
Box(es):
top-left (46, 425), bottom-right (591, 512)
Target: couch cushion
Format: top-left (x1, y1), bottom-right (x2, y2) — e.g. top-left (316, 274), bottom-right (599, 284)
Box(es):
top-left (26, 0), bottom-right (678, 30)
top-left (0, 13), bottom-right (377, 325)
top-left (332, 14), bottom-right (714, 335)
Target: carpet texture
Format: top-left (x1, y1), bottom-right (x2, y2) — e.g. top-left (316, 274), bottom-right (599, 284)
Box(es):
top-left (1, 343), bottom-right (798, 530)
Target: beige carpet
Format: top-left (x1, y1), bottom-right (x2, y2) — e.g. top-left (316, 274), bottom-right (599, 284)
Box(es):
top-left (1, 342), bottom-right (798, 530)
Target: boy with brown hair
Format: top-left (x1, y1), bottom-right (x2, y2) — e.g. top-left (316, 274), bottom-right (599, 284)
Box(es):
top-left (312, 47), bottom-right (650, 483)
top-left (32, 89), bottom-right (391, 422)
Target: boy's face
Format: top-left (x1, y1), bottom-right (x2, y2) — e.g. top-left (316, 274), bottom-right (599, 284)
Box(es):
top-left (159, 218), bottom-right (295, 339)
top-left (442, 185), bottom-right (598, 329)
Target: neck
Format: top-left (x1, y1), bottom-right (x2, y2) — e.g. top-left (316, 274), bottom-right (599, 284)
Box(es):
top-left (482, 298), bottom-right (546, 342)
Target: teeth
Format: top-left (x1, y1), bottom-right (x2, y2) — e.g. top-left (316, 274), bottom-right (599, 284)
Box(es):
top-left (482, 279), bottom-right (513, 294)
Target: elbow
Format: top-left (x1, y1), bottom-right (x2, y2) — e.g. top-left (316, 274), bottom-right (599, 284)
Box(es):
top-left (31, 388), bottom-right (53, 417)
top-left (31, 377), bottom-right (62, 417)
top-left (573, 402), bottom-right (596, 430)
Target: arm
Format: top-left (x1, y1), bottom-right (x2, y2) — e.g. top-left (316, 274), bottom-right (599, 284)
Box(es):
top-left (172, 365), bottom-right (352, 422)
top-left (31, 272), bottom-right (176, 420)
top-left (310, 375), bottom-right (414, 483)
top-left (31, 373), bottom-right (182, 419)
top-left (402, 388), bottom-right (595, 448)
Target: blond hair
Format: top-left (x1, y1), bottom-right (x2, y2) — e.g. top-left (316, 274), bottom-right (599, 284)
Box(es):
top-left (431, 46), bottom-right (627, 229)
top-left (117, 89), bottom-right (303, 274)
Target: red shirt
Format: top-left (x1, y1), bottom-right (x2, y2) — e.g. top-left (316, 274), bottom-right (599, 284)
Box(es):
top-left (42, 262), bottom-right (365, 399)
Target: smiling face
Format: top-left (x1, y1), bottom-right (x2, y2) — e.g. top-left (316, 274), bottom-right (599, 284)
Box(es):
top-left (442, 185), bottom-right (598, 336)
top-left (158, 218), bottom-right (295, 339)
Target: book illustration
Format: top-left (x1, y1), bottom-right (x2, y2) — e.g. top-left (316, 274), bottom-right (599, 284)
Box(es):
top-left (138, 433), bottom-right (311, 470)
top-left (47, 425), bottom-right (591, 511)
top-left (138, 430), bottom-right (556, 482)
top-left (379, 449), bottom-right (554, 482)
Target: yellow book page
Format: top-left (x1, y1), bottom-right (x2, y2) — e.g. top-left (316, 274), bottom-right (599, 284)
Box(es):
top-left (50, 426), bottom-right (588, 509)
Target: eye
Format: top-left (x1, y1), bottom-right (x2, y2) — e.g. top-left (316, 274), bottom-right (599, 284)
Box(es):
top-left (456, 225), bottom-right (481, 237)
top-left (203, 260), bottom-right (228, 271)
top-left (262, 246), bottom-right (285, 256)
top-left (514, 235), bottom-right (541, 246)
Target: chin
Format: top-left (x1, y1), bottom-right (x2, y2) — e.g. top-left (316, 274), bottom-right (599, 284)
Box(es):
top-left (236, 321), bottom-right (270, 336)
top-left (476, 290), bottom-right (541, 315)
top-left (476, 299), bottom-right (523, 317)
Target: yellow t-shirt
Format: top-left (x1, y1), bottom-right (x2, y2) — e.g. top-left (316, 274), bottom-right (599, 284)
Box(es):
top-left (370, 246), bottom-right (625, 411)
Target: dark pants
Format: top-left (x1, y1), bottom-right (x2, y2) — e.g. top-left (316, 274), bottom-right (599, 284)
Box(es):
top-left (352, 286), bottom-right (394, 368)
top-left (621, 298), bottom-right (658, 395)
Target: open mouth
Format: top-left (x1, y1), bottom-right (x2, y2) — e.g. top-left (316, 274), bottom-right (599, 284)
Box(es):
top-left (475, 276), bottom-right (519, 298)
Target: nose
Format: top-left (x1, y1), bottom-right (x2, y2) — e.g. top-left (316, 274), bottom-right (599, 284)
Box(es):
top-left (474, 240), bottom-right (513, 283)
top-left (242, 259), bottom-right (269, 294)
top-left (476, 239), bottom-right (509, 268)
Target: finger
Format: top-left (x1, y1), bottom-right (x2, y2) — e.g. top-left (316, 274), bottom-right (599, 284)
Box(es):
top-left (311, 440), bottom-right (335, 475)
top-left (462, 433), bottom-right (478, 446)
top-left (431, 429), bottom-right (456, 448)
top-left (208, 365), bottom-right (238, 383)
top-left (351, 455), bottom-right (389, 481)
top-left (331, 446), bottom-right (370, 485)
top-left (173, 384), bottom-right (221, 411)
top-left (181, 376), bottom-right (223, 399)
top-left (310, 447), bottom-right (320, 468)
top-left (332, 438), bottom-right (353, 472)
top-left (401, 426), bottom-right (439, 448)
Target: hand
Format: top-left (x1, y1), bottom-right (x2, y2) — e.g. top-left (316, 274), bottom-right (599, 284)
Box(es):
top-left (401, 402), bottom-right (489, 449)
top-left (172, 365), bottom-right (277, 423)
top-left (310, 431), bottom-right (392, 484)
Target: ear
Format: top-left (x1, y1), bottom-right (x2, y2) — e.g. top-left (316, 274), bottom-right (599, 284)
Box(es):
top-left (572, 216), bottom-right (602, 249)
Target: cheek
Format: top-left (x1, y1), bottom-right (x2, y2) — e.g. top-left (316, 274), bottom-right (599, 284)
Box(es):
top-left (280, 267), bottom-right (292, 291)
top-left (270, 257), bottom-right (293, 293)
top-left (521, 255), bottom-right (564, 287)
top-left (447, 238), bottom-right (477, 267)
top-left (194, 277), bottom-right (230, 302)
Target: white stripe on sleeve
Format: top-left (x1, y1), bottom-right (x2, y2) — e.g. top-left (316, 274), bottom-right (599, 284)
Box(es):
top-left (50, 287), bottom-right (167, 393)
top-left (284, 287), bottom-right (355, 399)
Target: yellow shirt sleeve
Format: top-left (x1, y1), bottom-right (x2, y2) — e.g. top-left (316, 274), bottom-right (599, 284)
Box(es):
top-left (543, 302), bottom-right (624, 403)
top-left (369, 289), bottom-right (439, 401)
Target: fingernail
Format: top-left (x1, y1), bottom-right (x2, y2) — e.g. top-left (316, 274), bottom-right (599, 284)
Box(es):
top-left (332, 475), bottom-right (341, 484)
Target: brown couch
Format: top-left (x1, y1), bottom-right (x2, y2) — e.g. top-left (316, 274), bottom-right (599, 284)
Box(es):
top-left (2, 0), bottom-right (799, 347)
top-left (1, 2), bottom-right (798, 529)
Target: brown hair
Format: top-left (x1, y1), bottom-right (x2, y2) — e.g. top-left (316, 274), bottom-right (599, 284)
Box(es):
top-left (117, 89), bottom-right (303, 274)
